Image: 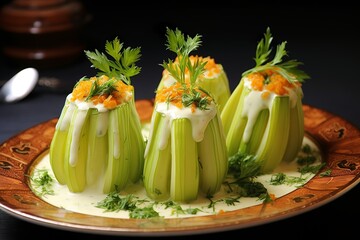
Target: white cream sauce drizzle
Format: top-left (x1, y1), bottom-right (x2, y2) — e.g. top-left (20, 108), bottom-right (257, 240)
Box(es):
top-left (241, 77), bottom-right (300, 143)
top-left (145, 102), bottom-right (217, 155)
top-left (69, 109), bottom-right (88, 166)
top-left (55, 93), bottom-right (131, 167)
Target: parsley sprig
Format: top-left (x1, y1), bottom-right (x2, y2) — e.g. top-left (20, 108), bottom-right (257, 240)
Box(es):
top-left (160, 27), bottom-right (212, 109)
top-left (242, 27), bottom-right (310, 83)
top-left (85, 37), bottom-right (141, 85)
top-left (84, 77), bottom-right (118, 101)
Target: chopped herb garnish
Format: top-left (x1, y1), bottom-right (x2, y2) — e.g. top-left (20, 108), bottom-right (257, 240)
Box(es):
top-left (161, 200), bottom-right (202, 216)
top-left (29, 169), bottom-right (54, 197)
top-left (242, 27), bottom-right (310, 83)
top-left (85, 77), bottom-right (119, 101)
top-left (228, 152), bottom-right (262, 180)
top-left (223, 196), bottom-right (241, 206)
top-left (226, 152), bottom-right (269, 201)
top-left (159, 27), bottom-right (212, 109)
top-left (96, 191), bottom-right (138, 212)
top-left (269, 172), bottom-right (307, 188)
top-left (298, 162), bottom-right (326, 175)
top-left (319, 169), bottom-right (332, 177)
top-left (85, 37), bottom-right (141, 85)
top-left (129, 205), bottom-right (160, 219)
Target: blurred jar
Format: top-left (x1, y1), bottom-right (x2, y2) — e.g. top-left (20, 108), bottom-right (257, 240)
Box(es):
top-left (0, 0), bottom-right (91, 68)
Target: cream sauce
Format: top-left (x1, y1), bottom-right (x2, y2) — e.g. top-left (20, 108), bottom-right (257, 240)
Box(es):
top-left (32, 136), bottom-right (322, 219)
top-left (241, 77), bottom-right (300, 143)
top-left (55, 93), bottom-right (132, 167)
top-left (145, 102), bottom-right (217, 156)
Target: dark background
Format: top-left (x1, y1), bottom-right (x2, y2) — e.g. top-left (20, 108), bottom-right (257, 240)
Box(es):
top-left (0, 1), bottom-right (359, 239)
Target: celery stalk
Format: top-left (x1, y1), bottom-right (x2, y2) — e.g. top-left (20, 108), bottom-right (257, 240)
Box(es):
top-left (103, 103), bottom-right (131, 193)
top-left (49, 100), bottom-right (71, 184)
top-left (143, 111), bottom-right (172, 201)
top-left (223, 84), bottom-right (251, 157)
top-left (128, 100), bottom-right (146, 182)
top-left (220, 80), bottom-right (245, 136)
top-left (198, 114), bottom-right (228, 195)
top-left (170, 118), bottom-right (199, 202)
top-left (282, 89), bottom-right (304, 162)
top-left (86, 109), bottom-right (108, 186)
top-left (197, 68), bottom-right (231, 113)
top-left (63, 108), bottom-right (90, 192)
top-left (238, 109), bottom-right (269, 155)
top-left (255, 96), bottom-right (290, 173)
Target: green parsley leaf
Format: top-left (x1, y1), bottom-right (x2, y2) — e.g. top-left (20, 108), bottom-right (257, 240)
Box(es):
top-left (160, 27), bottom-right (212, 110)
top-left (242, 27), bottom-right (310, 83)
top-left (85, 37), bottom-right (141, 85)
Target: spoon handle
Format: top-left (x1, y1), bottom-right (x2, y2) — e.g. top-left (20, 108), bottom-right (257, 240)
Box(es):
top-left (0, 77), bottom-right (74, 93)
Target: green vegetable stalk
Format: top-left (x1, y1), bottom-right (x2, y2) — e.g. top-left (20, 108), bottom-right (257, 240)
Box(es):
top-left (143, 27), bottom-right (228, 202)
top-left (221, 27), bottom-right (310, 174)
top-left (49, 37), bottom-right (145, 193)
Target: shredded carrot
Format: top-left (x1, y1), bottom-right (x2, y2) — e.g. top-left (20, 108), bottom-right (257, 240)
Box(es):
top-left (247, 72), bottom-right (265, 91)
top-left (217, 209), bottom-right (225, 215)
top-left (70, 75), bottom-right (133, 109)
top-left (261, 91), bottom-right (270, 99)
top-left (269, 193), bottom-right (276, 201)
top-left (247, 70), bottom-right (299, 96)
top-left (155, 82), bottom-right (211, 112)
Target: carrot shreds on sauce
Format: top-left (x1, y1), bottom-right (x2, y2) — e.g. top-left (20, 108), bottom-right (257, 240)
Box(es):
top-left (155, 82), bottom-right (212, 113)
top-left (70, 75), bottom-right (133, 109)
top-left (247, 70), bottom-right (301, 97)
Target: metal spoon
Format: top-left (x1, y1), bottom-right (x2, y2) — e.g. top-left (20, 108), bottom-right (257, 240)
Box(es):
top-left (0, 68), bottom-right (39, 103)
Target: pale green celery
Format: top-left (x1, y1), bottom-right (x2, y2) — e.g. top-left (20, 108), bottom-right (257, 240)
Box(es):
top-left (222, 83), bottom-right (251, 157)
top-left (220, 80), bottom-right (245, 135)
top-left (63, 108), bottom-right (90, 192)
top-left (50, 130), bottom-right (68, 184)
top-left (197, 114), bottom-right (228, 195)
top-left (238, 109), bottom-right (269, 155)
top-left (103, 103), bottom-right (131, 193)
top-left (281, 89), bottom-right (304, 162)
top-left (127, 100), bottom-right (146, 182)
top-left (86, 109), bottom-right (108, 186)
top-left (143, 111), bottom-right (172, 201)
top-left (197, 68), bottom-right (231, 113)
top-left (144, 107), bottom-right (228, 202)
top-left (50, 101), bottom-right (71, 184)
top-left (255, 96), bottom-right (290, 173)
top-left (50, 99), bottom-right (145, 194)
top-left (170, 118), bottom-right (199, 202)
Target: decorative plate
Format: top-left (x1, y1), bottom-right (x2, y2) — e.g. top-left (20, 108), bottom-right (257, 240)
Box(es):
top-left (0, 99), bottom-right (359, 236)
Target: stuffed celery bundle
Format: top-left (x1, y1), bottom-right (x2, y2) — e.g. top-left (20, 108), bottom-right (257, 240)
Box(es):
top-left (157, 55), bottom-right (231, 113)
top-left (221, 27), bottom-right (310, 174)
top-left (143, 27), bottom-right (228, 202)
top-left (49, 38), bottom-right (145, 193)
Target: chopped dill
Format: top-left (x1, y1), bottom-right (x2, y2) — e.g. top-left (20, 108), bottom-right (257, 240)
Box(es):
top-left (269, 172), bottom-right (307, 188)
top-left (161, 200), bottom-right (202, 216)
top-left (129, 205), bottom-right (160, 219)
top-left (29, 169), bottom-right (54, 197)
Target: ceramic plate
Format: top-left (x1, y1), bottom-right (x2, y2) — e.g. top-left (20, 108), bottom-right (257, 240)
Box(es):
top-left (0, 99), bottom-right (359, 237)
